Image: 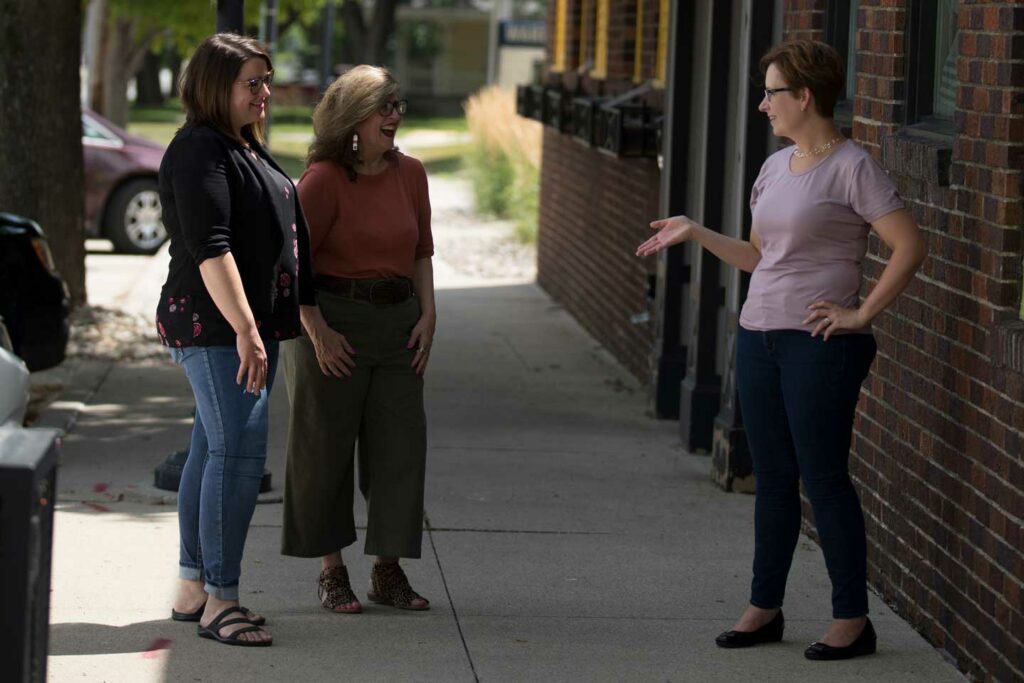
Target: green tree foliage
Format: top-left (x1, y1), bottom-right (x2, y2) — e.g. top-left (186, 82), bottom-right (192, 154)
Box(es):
top-left (108, 0), bottom-right (325, 57)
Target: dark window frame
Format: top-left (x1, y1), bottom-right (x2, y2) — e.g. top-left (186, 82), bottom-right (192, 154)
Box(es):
top-left (904, 0), bottom-right (957, 134)
top-left (825, 0), bottom-right (855, 132)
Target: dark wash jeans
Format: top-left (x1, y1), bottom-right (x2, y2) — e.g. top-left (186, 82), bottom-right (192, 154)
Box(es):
top-left (170, 342), bottom-right (280, 600)
top-left (736, 327), bottom-right (877, 619)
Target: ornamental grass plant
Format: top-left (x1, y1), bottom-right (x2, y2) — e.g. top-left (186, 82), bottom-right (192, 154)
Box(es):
top-left (464, 86), bottom-right (542, 243)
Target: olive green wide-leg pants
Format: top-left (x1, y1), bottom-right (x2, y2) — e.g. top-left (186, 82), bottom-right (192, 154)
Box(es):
top-left (280, 292), bottom-right (426, 559)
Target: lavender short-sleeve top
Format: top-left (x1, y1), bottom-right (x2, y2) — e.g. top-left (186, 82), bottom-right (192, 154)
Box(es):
top-left (739, 140), bottom-right (905, 334)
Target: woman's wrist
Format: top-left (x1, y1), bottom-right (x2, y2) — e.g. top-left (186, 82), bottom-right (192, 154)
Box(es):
top-left (300, 304), bottom-right (326, 333)
top-left (853, 307), bottom-right (874, 328)
top-left (235, 321), bottom-right (260, 339)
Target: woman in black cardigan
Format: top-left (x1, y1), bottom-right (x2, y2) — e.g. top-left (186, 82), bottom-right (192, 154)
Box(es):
top-left (157, 33), bottom-right (314, 647)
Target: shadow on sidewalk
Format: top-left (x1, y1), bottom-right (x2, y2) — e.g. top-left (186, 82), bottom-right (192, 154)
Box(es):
top-left (50, 620), bottom-right (176, 656)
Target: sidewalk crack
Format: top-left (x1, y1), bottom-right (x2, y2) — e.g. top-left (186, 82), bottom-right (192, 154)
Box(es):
top-left (426, 512), bottom-right (479, 682)
top-left (499, 334), bottom-right (531, 371)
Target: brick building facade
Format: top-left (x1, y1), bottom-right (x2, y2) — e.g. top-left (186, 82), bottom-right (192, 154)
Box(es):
top-left (529, 0), bottom-right (1023, 680)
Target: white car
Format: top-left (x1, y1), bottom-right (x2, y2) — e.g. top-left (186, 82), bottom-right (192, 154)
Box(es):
top-left (0, 319), bottom-right (30, 427)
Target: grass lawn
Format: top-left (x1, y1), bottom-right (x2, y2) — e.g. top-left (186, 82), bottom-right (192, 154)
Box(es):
top-left (128, 102), bottom-right (469, 178)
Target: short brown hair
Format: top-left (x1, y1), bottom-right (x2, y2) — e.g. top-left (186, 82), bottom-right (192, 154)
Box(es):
top-left (759, 40), bottom-right (845, 118)
top-left (307, 65), bottom-right (400, 181)
top-left (179, 33), bottom-right (273, 144)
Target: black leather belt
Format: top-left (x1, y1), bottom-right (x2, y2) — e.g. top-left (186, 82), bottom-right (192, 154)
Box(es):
top-left (314, 274), bottom-right (414, 305)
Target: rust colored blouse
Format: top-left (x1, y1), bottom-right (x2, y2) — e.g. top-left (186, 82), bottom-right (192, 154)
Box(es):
top-left (297, 152), bottom-right (434, 279)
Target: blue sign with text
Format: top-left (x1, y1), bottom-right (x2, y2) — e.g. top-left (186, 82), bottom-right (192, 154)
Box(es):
top-left (499, 20), bottom-right (546, 47)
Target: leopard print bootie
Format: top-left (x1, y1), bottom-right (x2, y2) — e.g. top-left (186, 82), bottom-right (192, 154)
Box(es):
top-left (367, 561), bottom-right (430, 610)
top-left (318, 565), bottom-right (362, 613)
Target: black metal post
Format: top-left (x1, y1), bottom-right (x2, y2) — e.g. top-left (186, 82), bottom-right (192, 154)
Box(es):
top-left (217, 0), bottom-right (245, 34)
top-left (260, 0), bottom-right (278, 141)
top-left (320, 0), bottom-right (336, 91)
top-left (677, 0), bottom-right (731, 451)
top-left (650, 0), bottom-right (694, 419)
top-left (710, 0), bottom-right (776, 492)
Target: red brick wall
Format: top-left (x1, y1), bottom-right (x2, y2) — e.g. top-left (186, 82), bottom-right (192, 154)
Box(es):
top-left (537, 133), bottom-right (659, 379)
top-left (852, 1), bottom-right (905, 151)
top-left (789, 1), bottom-right (1024, 681)
top-left (785, 0), bottom-right (827, 41)
top-left (539, 0), bottom-right (663, 380)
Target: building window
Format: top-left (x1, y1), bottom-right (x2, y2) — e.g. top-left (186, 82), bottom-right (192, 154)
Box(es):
top-left (906, 0), bottom-right (960, 126)
top-left (826, 0), bottom-right (859, 102)
top-left (552, 0), bottom-right (569, 72)
top-left (592, 0), bottom-right (610, 78)
top-left (653, 0), bottom-right (669, 87)
top-left (933, 0), bottom-right (959, 119)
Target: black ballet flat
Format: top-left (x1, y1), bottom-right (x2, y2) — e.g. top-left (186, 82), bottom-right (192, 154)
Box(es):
top-left (804, 617), bottom-right (877, 661)
top-left (715, 610), bottom-right (784, 648)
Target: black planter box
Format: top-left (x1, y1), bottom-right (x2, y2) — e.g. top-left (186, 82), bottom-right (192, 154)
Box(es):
top-left (596, 103), bottom-right (657, 158)
top-left (542, 88), bottom-right (572, 133)
top-left (571, 96), bottom-right (603, 147)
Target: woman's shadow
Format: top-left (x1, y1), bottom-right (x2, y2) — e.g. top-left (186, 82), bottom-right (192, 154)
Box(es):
top-left (50, 620), bottom-right (178, 657)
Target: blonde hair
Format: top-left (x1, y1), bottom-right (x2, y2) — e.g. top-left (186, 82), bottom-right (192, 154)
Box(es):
top-left (307, 65), bottom-right (400, 180)
top-left (180, 33), bottom-right (272, 144)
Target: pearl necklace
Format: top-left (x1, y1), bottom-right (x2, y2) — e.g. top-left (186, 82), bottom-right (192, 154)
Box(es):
top-left (792, 136), bottom-right (844, 159)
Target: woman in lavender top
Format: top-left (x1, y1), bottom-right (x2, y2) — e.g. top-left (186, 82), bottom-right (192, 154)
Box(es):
top-left (637, 41), bottom-right (927, 661)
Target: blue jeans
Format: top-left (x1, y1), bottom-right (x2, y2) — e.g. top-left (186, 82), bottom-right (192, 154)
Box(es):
top-left (736, 328), bottom-right (876, 619)
top-left (170, 342), bottom-right (279, 600)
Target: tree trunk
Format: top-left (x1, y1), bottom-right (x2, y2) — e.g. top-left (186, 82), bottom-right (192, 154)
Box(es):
top-left (101, 16), bottom-right (161, 128)
top-left (340, 0), bottom-right (366, 65)
top-left (0, 0), bottom-right (87, 305)
top-left (366, 0), bottom-right (399, 65)
top-left (84, 0), bottom-right (107, 113)
top-left (169, 52), bottom-right (182, 98)
top-left (102, 16), bottom-right (131, 127)
top-left (135, 50), bottom-right (164, 107)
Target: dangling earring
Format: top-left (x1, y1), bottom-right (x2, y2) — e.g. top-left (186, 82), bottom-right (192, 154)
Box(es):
top-left (352, 133), bottom-right (359, 152)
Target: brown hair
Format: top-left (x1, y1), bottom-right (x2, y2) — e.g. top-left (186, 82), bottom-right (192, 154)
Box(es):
top-left (179, 33), bottom-right (273, 144)
top-left (307, 65), bottom-right (400, 180)
top-left (759, 40), bottom-right (845, 118)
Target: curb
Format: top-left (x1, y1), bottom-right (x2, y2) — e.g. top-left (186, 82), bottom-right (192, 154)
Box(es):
top-left (30, 358), bottom-right (114, 435)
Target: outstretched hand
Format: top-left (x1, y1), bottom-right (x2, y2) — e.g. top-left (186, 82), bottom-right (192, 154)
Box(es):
top-left (636, 215), bottom-right (698, 257)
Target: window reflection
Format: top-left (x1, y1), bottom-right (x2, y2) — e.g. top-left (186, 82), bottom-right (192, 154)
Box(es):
top-left (846, 0), bottom-right (858, 101)
top-left (933, 0), bottom-right (959, 119)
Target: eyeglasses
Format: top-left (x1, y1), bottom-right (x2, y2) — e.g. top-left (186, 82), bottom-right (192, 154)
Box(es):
top-left (238, 72), bottom-right (273, 94)
top-left (379, 99), bottom-right (408, 117)
top-left (763, 86), bottom-right (794, 102)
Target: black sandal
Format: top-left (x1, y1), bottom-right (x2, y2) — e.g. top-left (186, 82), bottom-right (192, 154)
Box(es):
top-left (172, 600), bottom-right (266, 625)
top-left (197, 606), bottom-right (272, 647)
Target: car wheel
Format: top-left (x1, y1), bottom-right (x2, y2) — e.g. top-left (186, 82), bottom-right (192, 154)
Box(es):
top-left (105, 178), bottom-right (166, 255)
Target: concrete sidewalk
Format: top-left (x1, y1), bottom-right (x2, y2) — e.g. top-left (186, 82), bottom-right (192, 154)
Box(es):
top-left (42, 175), bottom-right (963, 681)
top-left (44, 280), bottom-right (964, 682)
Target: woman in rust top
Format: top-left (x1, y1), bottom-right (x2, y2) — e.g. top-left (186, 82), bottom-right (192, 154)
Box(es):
top-left (281, 65), bottom-right (435, 613)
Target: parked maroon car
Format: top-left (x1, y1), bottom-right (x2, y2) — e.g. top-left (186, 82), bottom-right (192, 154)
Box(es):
top-left (83, 110), bottom-right (166, 254)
